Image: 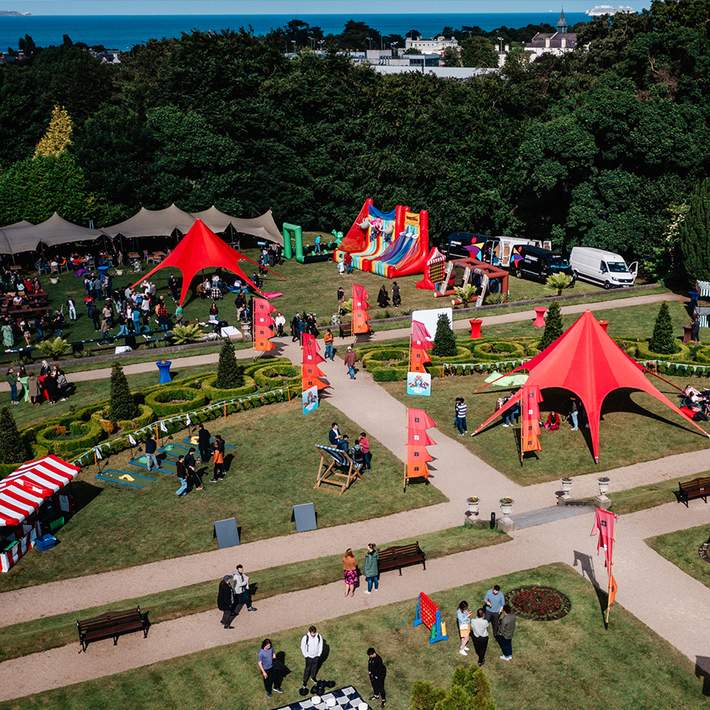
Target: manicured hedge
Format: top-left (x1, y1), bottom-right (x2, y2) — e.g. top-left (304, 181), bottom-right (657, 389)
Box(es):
top-left (36, 419), bottom-right (105, 457)
top-left (252, 363), bottom-right (301, 389)
top-left (144, 386), bottom-right (207, 416)
top-left (470, 340), bottom-right (527, 361)
top-left (242, 358), bottom-right (292, 377)
top-left (634, 339), bottom-right (691, 362)
top-left (201, 374), bottom-right (257, 401)
top-left (430, 345), bottom-right (473, 363)
top-left (361, 348), bottom-right (409, 369)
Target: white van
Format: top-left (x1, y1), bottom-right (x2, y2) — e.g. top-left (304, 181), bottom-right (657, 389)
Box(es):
top-left (569, 247), bottom-right (638, 289)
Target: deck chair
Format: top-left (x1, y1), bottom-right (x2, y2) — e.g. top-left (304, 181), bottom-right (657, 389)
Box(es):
top-left (314, 444), bottom-right (363, 495)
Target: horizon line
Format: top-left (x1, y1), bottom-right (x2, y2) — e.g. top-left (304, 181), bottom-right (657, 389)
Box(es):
top-left (3, 10), bottom-right (599, 17)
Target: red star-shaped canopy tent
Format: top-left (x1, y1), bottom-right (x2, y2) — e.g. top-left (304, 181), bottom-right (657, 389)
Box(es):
top-left (132, 219), bottom-right (262, 304)
top-left (473, 310), bottom-right (709, 462)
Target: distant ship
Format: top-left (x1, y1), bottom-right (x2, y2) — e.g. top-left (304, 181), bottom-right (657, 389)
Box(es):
top-left (0, 10), bottom-right (32, 15)
top-left (586, 5), bottom-right (635, 15)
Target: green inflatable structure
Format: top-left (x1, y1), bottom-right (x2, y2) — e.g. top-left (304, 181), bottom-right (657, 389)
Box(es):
top-left (283, 223), bottom-right (343, 264)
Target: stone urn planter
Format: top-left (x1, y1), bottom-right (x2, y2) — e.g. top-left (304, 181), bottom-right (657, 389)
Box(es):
top-left (49, 276), bottom-right (59, 285)
top-left (560, 477), bottom-right (573, 500)
top-left (467, 496), bottom-right (480, 516)
top-left (498, 497), bottom-right (515, 532)
top-left (596, 477), bottom-right (611, 509)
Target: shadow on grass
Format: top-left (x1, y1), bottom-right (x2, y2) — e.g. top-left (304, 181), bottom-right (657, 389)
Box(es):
top-left (71, 480), bottom-right (103, 513)
top-left (695, 656), bottom-right (710, 697)
top-left (573, 549), bottom-right (609, 630)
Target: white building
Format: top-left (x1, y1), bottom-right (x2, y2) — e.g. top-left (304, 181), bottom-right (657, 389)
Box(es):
top-left (523, 9), bottom-right (577, 61)
top-left (404, 35), bottom-right (460, 56)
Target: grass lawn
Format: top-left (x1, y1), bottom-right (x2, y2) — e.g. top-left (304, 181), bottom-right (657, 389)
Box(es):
top-left (9, 564), bottom-right (706, 709)
top-left (0, 400), bottom-right (445, 592)
top-left (602, 475), bottom-right (700, 515)
top-left (0, 525), bottom-right (507, 662)
top-left (381, 373), bottom-right (710, 485)
top-left (646, 524), bottom-right (710, 589)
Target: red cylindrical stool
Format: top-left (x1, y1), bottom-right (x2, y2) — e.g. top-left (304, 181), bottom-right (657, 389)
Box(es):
top-left (469, 318), bottom-right (483, 339)
top-left (532, 307), bottom-right (547, 328)
top-left (599, 320), bottom-right (608, 332)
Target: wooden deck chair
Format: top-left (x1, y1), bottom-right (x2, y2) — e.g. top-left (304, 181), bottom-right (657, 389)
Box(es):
top-left (314, 444), bottom-right (363, 495)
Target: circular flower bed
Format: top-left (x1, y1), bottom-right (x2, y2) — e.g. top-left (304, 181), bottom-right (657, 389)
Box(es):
top-left (470, 340), bottom-right (527, 361)
top-left (144, 386), bottom-right (207, 416)
top-left (429, 345), bottom-right (473, 364)
top-left (252, 363), bottom-right (301, 389)
top-left (634, 339), bottom-right (692, 363)
top-left (36, 419), bottom-right (104, 457)
top-left (507, 585), bottom-right (571, 621)
top-left (361, 348), bottom-right (409, 369)
top-left (201, 374), bottom-right (257, 401)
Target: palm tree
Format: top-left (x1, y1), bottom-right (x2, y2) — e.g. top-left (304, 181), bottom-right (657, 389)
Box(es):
top-left (545, 273), bottom-right (573, 296)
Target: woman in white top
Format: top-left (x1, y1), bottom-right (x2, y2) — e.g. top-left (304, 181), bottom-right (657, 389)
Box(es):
top-left (456, 601), bottom-right (471, 656)
top-left (470, 607), bottom-right (490, 666)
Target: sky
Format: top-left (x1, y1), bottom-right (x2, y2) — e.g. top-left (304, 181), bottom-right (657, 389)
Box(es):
top-left (8, 1), bottom-right (648, 14)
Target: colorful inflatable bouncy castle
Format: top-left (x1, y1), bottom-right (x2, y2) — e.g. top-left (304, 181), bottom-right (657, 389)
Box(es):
top-left (334, 198), bottom-right (430, 278)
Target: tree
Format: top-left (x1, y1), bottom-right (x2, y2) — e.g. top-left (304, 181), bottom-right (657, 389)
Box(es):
top-left (0, 407), bottom-right (31, 464)
top-left (34, 105), bottom-right (73, 158)
top-left (649, 302), bottom-right (677, 354)
top-left (410, 666), bottom-right (495, 710)
top-left (432, 314), bottom-right (457, 356)
top-left (109, 362), bottom-right (138, 422)
top-left (460, 36), bottom-right (498, 67)
top-left (545, 273), bottom-right (573, 296)
top-left (539, 301), bottom-right (563, 350)
top-left (441, 47), bottom-right (462, 67)
top-left (215, 339), bottom-right (245, 389)
top-left (411, 682), bottom-right (446, 710)
top-left (679, 178), bottom-right (710, 281)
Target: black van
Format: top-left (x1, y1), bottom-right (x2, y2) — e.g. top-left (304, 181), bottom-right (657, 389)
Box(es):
top-left (509, 244), bottom-right (572, 281)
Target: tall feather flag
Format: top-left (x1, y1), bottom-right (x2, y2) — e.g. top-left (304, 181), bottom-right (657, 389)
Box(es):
top-left (591, 507), bottom-right (619, 623)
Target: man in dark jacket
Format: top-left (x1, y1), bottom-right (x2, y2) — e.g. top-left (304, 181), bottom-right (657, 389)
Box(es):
top-left (217, 575), bottom-right (237, 629)
top-left (367, 647), bottom-right (387, 707)
top-left (197, 423), bottom-right (211, 463)
top-left (144, 434), bottom-right (159, 471)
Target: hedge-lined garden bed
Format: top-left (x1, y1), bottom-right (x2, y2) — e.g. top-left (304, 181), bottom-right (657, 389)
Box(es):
top-left (144, 385), bottom-right (208, 416)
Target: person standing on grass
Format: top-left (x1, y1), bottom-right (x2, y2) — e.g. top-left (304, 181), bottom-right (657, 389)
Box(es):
top-left (175, 455), bottom-right (188, 496)
top-left (258, 639), bottom-right (283, 697)
top-left (471, 608), bottom-right (490, 666)
top-left (197, 423), bottom-right (211, 463)
top-left (367, 647), bottom-right (387, 707)
top-left (483, 584), bottom-right (505, 636)
top-left (217, 575), bottom-right (237, 629)
top-left (337, 285), bottom-right (345, 304)
top-left (391, 281), bottom-right (401, 307)
top-left (497, 604), bottom-right (517, 661)
top-left (454, 396), bottom-right (468, 435)
top-left (300, 626), bottom-right (323, 693)
top-left (457, 601), bottom-right (472, 656)
top-left (6, 368), bottom-right (18, 406)
top-left (342, 548), bottom-right (359, 597)
top-left (323, 328), bottom-right (335, 361)
top-left (233, 564), bottom-right (257, 612)
top-left (144, 434), bottom-right (159, 471)
top-left (344, 346), bottom-right (358, 380)
top-left (358, 432), bottom-right (372, 470)
top-left (569, 396), bottom-right (579, 431)
top-left (364, 543), bottom-right (379, 593)
top-left (184, 446), bottom-right (203, 491)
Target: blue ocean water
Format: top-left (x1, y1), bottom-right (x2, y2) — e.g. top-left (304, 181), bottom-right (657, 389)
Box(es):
top-left (0, 13), bottom-right (591, 51)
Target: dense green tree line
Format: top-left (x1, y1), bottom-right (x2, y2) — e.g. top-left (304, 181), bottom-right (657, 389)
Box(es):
top-left (0, 0), bottom-right (707, 279)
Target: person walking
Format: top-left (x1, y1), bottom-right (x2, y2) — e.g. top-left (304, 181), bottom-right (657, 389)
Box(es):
top-left (569, 396), bottom-right (579, 431)
top-left (471, 608), bottom-right (490, 666)
top-left (67, 297), bottom-right (77, 321)
top-left (197, 423), bottom-right (211, 463)
top-left (336, 285), bottom-right (345, 304)
top-left (344, 346), bottom-right (357, 380)
top-left (377, 285), bottom-right (389, 308)
top-left (457, 601), bottom-right (472, 656)
top-left (342, 548), bottom-right (358, 597)
top-left (184, 446), bottom-right (203, 491)
top-left (391, 281), bottom-right (401, 307)
top-left (144, 434), bottom-right (160, 471)
top-left (210, 437), bottom-right (225, 482)
top-left (364, 543), bottom-right (379, 593)
top-left (454, 396), bottom-right (468, 435)
top-left (28, 373), bottom-right (40, 406)
top-left (367, 647), bottom-right (387, 707)
top-left (258, 639), bottom-right (283, 697)
top-left (175, 455), bottom-right (188, 496)
top-left (300, 626), bottom-right (323, 693)
top-left (323, 328), bottom-right (335, 361)
top-left (233, 564), bottom-right (257, 612)
top-left (497, 604), bottom-right (517, 661)
top-left (217, 575), bottom-right (237, 629)
top-left (358, 432), bottom-right (372, 471)
top-left (483, 584), bottom-right (505, 637)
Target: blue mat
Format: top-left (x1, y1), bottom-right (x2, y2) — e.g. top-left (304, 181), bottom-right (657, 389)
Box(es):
top-left (96, 473), bottom-right (145, 490)
top-left (129, 456), bottom-right (175, 475)
top-left (103, 468), bottom-right (157, 482)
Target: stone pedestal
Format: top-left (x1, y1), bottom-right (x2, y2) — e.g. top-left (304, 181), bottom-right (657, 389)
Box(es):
top-left (497, 515), bottom-right (515, 532)
top-left (595, 494), bottom-right (611, 510)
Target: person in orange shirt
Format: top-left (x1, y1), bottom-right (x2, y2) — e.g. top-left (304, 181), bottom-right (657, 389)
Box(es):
top-left (323, 328), bottom-right (335, 361)
top-left (210, 437), bottom-right (225, 483)
top-left (342, 548), bottom-right (359, 597)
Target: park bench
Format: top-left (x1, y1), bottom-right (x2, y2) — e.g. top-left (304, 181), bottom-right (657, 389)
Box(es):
top-left (339, 321), bottom-right (353, 339)
top-left (76, 607), bottom-right (149, 652)
top-left (377, 542), bottom-right (426, 576)
top-left (677, 476), bottom-right (710, 507)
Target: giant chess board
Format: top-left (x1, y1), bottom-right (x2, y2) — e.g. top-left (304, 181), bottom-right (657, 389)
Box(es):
top-left (273, 685), bottom-right (370, 710)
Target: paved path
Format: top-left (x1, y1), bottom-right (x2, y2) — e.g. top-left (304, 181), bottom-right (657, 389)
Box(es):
top-left (0, 292), bottom-right (683, 391)
top-left (0, 502), bottom-right (707, 702)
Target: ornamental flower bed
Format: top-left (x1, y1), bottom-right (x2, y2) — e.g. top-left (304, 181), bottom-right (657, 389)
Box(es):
top-left (507, 585), bottom-right (571, 621)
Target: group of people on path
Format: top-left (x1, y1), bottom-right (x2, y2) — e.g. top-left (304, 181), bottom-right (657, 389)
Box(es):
top-left (217, 563), bottom-right (258, 629)
top-left (7, 361), bottom-right (71, 406)
top-left (342, 543), bottom-right (380, 597)
top-left (457, 584), bottom-right (517, 665)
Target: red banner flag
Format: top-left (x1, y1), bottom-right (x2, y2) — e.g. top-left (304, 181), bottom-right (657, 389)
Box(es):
top-left (591, 508), bottom-right (618, 569)
top-left (411, 320), bottom-right (433, 350)
top-left (520, 385), bottom-right (542, 454)
top-left (407, 408), bottom-right (436, 432)
top-left (352, 284), bottom-right (371, 335)
top-left (301, 333), bottom-right (325, 364)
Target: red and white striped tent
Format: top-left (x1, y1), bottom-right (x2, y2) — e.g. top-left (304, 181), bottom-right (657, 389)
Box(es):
top-left (0, 455), bottom-right (80, 527)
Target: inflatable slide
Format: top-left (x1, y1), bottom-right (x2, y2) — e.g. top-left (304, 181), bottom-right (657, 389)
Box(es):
top-left (335, 198), bottom-right (430, 278)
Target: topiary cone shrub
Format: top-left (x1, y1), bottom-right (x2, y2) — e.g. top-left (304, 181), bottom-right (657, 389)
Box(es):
top-left (109, 362), bottom-right (138, 422)
top-left (432, 313), bottom-right (457, 356)
top-left (216, 339), bottom-right (245, 389)
top-left (649, 302), bottom-right (678, 354)
top-left (539, 301), bottom-right (563, 350)
top-left (0, 407), bottom-right (31, 464)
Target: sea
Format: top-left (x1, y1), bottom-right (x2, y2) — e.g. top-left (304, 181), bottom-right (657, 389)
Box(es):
top-left (0, 13), bottom-right (592, 51)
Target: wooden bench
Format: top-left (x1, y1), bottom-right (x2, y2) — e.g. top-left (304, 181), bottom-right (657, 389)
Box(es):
top-left (339, 321), bottom-right (353, 338)
top-left (377, 542), bottom-right (426, 575)
top-left (677, 476), bottom-right (710, 507)
top-left (76, 607), bottom-right (149, 652)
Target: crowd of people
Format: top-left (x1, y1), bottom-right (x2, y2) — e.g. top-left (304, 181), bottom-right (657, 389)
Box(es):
top-left (6, 361), bottom-right (71, 405)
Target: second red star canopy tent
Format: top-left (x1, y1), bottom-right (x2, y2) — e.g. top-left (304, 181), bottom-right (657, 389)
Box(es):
top-left (473, 310), bottom-right (709, 462)
top-left (131, 219), bottom-right (262, 304)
